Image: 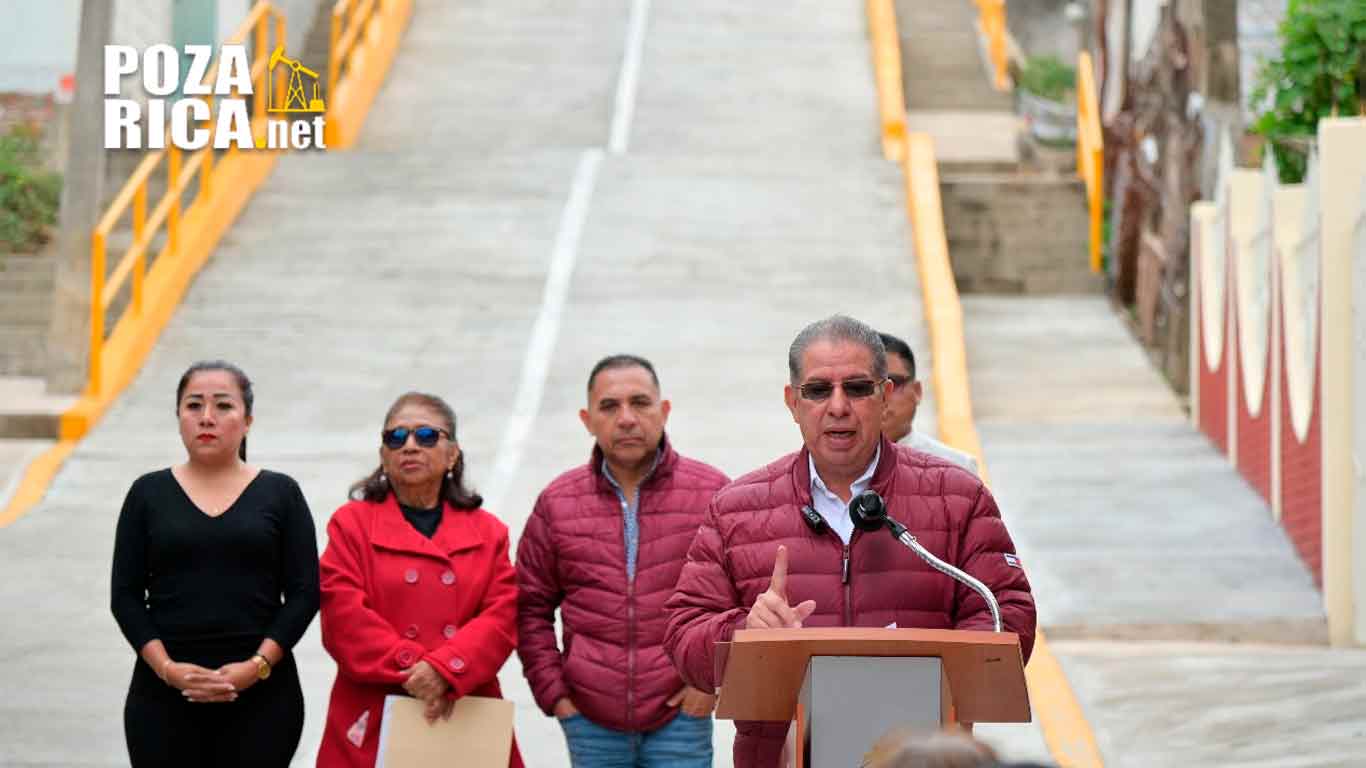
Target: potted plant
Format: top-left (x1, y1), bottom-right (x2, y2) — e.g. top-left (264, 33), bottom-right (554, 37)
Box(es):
top-left (1016, 54), bottom-right (1078, 145)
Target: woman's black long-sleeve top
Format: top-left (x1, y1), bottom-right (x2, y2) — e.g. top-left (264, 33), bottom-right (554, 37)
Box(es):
top-left (111, 468), bottom-right (320, 661)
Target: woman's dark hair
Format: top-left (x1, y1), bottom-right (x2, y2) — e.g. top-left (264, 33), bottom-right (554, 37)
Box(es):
top-left (349, 391), bottom-right (483, 509)
top-left (176, 360), bottom-right (254, 461)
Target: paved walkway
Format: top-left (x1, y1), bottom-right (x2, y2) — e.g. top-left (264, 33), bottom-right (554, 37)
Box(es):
top-left (964, 295), bottom-right (1360, 766)
top-left (0, 1), bottom-right (929, 765)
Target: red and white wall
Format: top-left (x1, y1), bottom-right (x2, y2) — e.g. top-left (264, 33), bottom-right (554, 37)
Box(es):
top-left (1190, 118), bottom-right (1366, 646)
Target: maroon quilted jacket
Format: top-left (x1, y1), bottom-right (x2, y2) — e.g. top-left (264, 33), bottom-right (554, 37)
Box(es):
top-left (516, 435), bottom-right (729, 733)
top-left (664, 437), bottom-right (1035, 768)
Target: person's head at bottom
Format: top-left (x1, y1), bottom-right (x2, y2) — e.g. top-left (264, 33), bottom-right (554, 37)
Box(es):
top-left (861, 725), bottom-right (998, 768)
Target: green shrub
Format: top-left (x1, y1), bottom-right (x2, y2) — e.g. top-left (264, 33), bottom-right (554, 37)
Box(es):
top-left (1018, 55), bottom-right (1076, 102)
top-left (0, 123), bottom-right (62, 252)
top-left (1250, 0), bottom-right (1366, 182)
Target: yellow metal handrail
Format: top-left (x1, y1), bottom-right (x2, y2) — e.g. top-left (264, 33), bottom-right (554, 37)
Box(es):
top-left (975, 0), bottom-right (1009, 91)
top-left (89, 2), bottom-right (285, 396)
top-left (328, 0), bottom-right (376, 95)
top-left (1076, 50), bottom-right (1104, 273)
top-left (325, 0), bottom-right (413, 148)
top-left (867, 0), bottom-right (907, 162)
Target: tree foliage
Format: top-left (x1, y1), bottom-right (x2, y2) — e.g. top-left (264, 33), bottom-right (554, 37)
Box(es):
top-left (1250, 0), bottom-right (1366, 182)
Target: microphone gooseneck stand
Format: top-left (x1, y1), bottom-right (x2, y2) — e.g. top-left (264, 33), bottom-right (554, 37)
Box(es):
top-left (848, 490), bottom-right (1003, 632)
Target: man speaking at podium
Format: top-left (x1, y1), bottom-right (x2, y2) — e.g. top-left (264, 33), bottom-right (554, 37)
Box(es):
top-left (664, 315), bottom-right (1036, 768)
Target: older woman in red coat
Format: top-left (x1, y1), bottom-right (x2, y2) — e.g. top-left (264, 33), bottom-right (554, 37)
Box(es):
top-left (317, 392), bottom-right (522, 767)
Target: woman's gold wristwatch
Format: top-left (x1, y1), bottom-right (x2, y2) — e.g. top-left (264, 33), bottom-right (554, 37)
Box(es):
top-left (251, 654), bottom-right (272, 681)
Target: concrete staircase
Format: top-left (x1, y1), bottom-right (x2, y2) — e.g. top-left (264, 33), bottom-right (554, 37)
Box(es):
top-left (896, 1), bottom-right (1100, 294)
top-left (895, 0), bottom-right (1012, 112)
top-left (0, 374), bottom-right (74, 438)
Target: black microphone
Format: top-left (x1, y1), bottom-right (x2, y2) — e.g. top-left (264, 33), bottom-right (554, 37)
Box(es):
top-left (848, 490), bottom-right (1002, 632)
top-left (849, 490), bottom-right (906, 537)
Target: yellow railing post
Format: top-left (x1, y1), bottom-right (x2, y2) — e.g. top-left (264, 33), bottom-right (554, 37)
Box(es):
top-left (88, 231), bottom-right (106, 396)
top-left (1076, 51), bottom-right (1104, 273)
top-left (975, 0), bottom-right (1009, 91)
top-left (167, 145), bottom-right (182, 256)
top-left (274, 13), bottom-right (288, 114)
top-left (328, 4), bottom-right (342, 97)
top-left (255, 14), bottom-right (268, 123)
top-left (1089, 149), bottom-right (1103, 273)
top-left (201, 94), bottom-right (215, 198)
top-left (132, 183), bottom-right (147, 315)
top-left (867, 0), bottom-right (907, 162)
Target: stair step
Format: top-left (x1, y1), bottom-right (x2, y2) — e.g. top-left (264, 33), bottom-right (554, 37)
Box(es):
top-left (0, 296), bottom-right (54, 326)
top-left (0, 375), bottom-right (74, 438)
top-left (0, 331), bottom-right (48, 378)
top-left (0, 375), bottom-right (47, 399)
top-left (0, 255), bottom-right (57, 272)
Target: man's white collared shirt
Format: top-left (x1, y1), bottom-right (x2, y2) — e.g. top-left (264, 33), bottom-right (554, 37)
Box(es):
top-left (808, 444), bottom-right (881, 544)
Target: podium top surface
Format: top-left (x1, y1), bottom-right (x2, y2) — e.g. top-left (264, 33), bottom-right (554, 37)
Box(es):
top-left (714, 627), bottom-right (1029, 724)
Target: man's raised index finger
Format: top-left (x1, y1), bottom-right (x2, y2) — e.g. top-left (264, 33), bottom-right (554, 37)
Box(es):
top-left (770, 544), bottom-right (790, 598)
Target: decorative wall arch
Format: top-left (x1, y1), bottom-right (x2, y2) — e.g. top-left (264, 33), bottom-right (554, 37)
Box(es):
top-left (1202, 133), bottom-right (1234, 373)
top-left (1236, 154), bottom-right (1276, 417)
top-left (1281, 155), bottom-right (1321, 444)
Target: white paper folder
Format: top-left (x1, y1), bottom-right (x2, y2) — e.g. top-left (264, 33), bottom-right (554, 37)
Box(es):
top-left (375, 694), bottom-right (514, 768)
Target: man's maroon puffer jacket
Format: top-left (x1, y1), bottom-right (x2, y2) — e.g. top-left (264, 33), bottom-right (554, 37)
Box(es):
top-left (664, 437), bottom-right (1036, 768)
top-left (516, 436), bottom-right (729, 733)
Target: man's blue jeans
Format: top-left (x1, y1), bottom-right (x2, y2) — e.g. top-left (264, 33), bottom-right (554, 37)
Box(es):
top-left (559, 711), bottom-right (714, 768)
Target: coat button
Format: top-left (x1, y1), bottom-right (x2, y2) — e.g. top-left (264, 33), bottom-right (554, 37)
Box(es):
top-left (442, 624), bottom-right (456, 639)
top-left (405, 624), bottom-right (419, 639)
top-left (397, 650), bottom-right (415, 667)
top-left (404, 569), bottom-right (419, 584)
top-left (448, 657), bottom-right (466, 673)
top-left (440, 570), bottom-right (456, 586)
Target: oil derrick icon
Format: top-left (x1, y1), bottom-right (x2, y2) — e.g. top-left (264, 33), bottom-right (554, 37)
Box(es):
top-left (267, 46), bottom-right (325, 113)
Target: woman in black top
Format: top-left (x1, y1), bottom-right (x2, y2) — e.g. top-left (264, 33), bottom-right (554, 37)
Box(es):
top-left (111, 360), bottom-right (320, 767)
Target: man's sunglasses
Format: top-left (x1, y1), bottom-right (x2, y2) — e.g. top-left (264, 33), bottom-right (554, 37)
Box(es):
top-left (381, 426), bottom-right (450, 449)
top-left (797, 378), bottom-right (885, 402)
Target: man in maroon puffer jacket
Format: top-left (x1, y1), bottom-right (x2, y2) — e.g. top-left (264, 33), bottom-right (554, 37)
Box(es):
top-left (517, 354), bottom-right (730, 766)
top-left (664, 316), bottom-right (1036, 768)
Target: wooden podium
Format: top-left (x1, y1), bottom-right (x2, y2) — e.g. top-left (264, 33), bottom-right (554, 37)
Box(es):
top-left (714, 628), bottom-right (1030, 767)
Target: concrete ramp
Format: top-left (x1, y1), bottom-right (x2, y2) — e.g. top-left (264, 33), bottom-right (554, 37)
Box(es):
top-left (966, 296), bottom-right (1347, 766)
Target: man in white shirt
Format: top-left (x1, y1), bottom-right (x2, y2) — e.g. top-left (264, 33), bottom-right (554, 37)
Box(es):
top-left (877, 332), bottom-right (980, 475)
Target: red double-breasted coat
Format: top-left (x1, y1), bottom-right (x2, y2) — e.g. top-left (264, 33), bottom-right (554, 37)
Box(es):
top-left (316, 495), bottom-right (522, 767)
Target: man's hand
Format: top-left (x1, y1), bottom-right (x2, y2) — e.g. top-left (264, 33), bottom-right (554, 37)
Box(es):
top-left (167, 662), bottom-right (238, 703)
top-left (745, 545), bottom-right (817, 629)
top-left (400, 661), bottom-right (449, 704)
top-left (666, 685), bottom-right (716, 717)
top-left (553, 697), bottom-right (580, 719)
